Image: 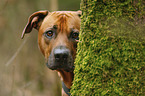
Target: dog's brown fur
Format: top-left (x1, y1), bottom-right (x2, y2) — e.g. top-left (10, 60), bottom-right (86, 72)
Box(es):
top-left (22, 10), bottom-right (81, 96)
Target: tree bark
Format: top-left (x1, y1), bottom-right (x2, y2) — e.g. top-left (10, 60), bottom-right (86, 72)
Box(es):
top-left (71, 0), bottom-right (145, 95)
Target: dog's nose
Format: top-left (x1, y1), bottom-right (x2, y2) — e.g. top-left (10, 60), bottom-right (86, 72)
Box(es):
top-left (47, 46), bottom-right (74, 72)
top-left (53, 46), bottom-right (70, 62)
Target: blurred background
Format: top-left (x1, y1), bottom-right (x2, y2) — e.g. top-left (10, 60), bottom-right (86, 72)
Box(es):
top-left (0, 0), bottom-right (80, 96)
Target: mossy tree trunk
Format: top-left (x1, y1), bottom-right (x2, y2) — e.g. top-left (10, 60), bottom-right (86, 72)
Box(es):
top-left (71, 0), bottom-right (145, 95)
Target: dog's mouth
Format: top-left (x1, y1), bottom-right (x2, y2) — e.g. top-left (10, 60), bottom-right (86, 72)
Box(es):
top-left (46, 46), bottom-right (74, 72)
top-left (46, 58), bottom-right (74, 72)
top-left (46, 62), bottom-right (74, 72)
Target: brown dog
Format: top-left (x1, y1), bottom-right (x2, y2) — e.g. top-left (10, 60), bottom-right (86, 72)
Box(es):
top-left (22, 10), bottom-right (81, 96)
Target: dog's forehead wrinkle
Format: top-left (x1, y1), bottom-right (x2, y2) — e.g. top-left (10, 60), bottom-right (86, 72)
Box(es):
top-left (52, 11), bottom-right (75, 15)
top-left (41, 11), bottom-right (80, 33)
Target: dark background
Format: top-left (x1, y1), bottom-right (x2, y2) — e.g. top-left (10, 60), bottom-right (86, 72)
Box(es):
top-left (0, 0), bottom-right (80, 96)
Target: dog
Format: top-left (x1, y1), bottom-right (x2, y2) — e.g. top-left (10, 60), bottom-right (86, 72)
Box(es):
top-left (22, 10), bottom-right (81, 96)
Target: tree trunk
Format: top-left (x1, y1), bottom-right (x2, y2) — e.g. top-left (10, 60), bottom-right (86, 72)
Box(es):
top-left (71, 0), bottom-right (145, 95)
top-left (50, 0), bottom-right (58, 11)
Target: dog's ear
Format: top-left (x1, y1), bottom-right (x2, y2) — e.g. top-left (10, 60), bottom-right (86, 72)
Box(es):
top-left (77, 10), bottom-right (82, 17)
top-left (21, 10), bottom-right (49, 39)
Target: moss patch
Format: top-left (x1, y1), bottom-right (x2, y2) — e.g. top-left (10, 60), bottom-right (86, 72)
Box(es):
top-left (71, 0), bottom-right (145, 95)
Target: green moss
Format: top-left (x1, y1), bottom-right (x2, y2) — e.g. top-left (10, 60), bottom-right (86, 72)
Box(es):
top-left (71, 0), bottom-right (145, 95)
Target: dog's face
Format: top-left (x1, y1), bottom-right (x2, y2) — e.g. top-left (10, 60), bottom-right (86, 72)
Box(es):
top-left (38, 11), bottom-right (81, 72)
top-left (22, 11), bottom-right (81, 72)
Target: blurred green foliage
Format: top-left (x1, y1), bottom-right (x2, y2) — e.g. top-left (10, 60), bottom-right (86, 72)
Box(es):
top-left (71, 0), bottom-right (145, 95)
top-left (0, 0), bottom-right (80, 96)
top-left (59, 0), bottom-right (80, 10)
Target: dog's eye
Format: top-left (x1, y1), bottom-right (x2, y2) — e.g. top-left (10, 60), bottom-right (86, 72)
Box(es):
top-left (45, 31), bottom-right (54, 38)
top-left (72, 32), bottom-right (79, 40)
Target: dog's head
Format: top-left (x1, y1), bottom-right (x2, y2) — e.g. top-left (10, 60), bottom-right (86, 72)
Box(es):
top-left (22, 11), bottom-right (81, 72)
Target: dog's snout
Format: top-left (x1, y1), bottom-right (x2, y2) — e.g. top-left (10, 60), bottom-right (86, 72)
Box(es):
top-left (54, 50), bottom-right (69, 62)
top-left (48, 46), bottom-right (74, 72)
top-left (53, 46), bottom-right (70, 62)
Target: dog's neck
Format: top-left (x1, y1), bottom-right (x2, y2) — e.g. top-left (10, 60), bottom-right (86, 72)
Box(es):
top-left (57, 70), bottom-right (74, 89)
